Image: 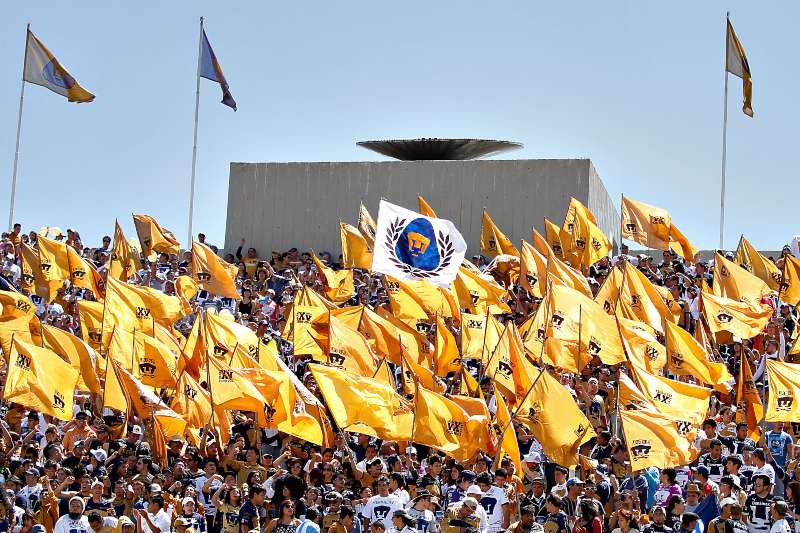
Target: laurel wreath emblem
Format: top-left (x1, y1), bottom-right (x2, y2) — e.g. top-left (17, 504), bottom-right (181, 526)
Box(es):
top-left (384, 217), bottom-right (455, 279)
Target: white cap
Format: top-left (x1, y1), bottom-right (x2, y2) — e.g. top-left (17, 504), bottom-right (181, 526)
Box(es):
top-left (405, 446), bottom-right (417, 455)
top-left (720, 498), bottom-right (737, 508)
top-left (131, 425), bottom-right (143, 435)
top-left (466, 484), bottom-right (482, 496)
top-left (523, 451), bottom-right (541, 463)
top-left (90, 449), bottom-right (107, 462)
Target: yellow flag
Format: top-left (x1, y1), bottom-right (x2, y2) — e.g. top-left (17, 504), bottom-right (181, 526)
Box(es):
top-left (596, 262), bottom-right (673, 333)
top-left (204, 310), bottom-right (263, 364)
top-left (713, 252), bottom-right (772, 306)
top-left (619, 318), bottom-right (666, 374)
top-left (481, 209), bottom-right (519, 257)
top-left (630, 365), bottom-right (711, 426)
top-left (133, 214), bottom-right (180, 257)
top-left (384, 276), bottom-right (431, 329)
top-left (360, 306), bottom-right (430, 365)
top-left (400, 347), bottom-right (442, 394)
top-left (620, 197), bottom-right (671, 249)
top-left (516, 367), bottom-right (595, 466)
top-left (561, 198), bottom-right (609, 267)
top-left (310, 363), bottom-right (413, 441)
top-left (765, 360), bottom-right (800, 422)
top-left (736, 236), bottom-right (781, 291)
top-left (701, 291), bottom-right (772, 339)
top-left (291, 302), bottom-right (328, 359)
top-left (171, 371), bottom-right (212, 433)
top-left (192, 241), bottom-right (240, 299)
top-left (175, 275), bottom-right (199, 314)
top-left (780, 256), bottom-right (800, 306)
top-left (7, 338), bottom-right (79, 421)
top-left (20, 243), bottom-right (48, 299)
top-left (66, 245), bottom-right (103, 298)
top-left (37, 235), bottom-right (70, 300)
top-left (737, 357), bottom-right (764, 440)
top-left (621, 408), bottom-right (699, 470)
top-left (109, 221), bottom-right (141, 281)
top-left (665, 321), bottom-right (732, 392)
top-left (42, 324), bottom-right (100, 394)
top-left (484, 325), bottom-right (517, 400)
top-left (542, 218), bottom-right (566, 259)
top-left (453, 266), bottom-right (510, 315)
top-left (102, 276), bottom-right (182, 347)
top-left (133, 331), bottom-right (177, 388)
top-left (0, 291), bottom-right (36, 320)
top-left (543, 284), bottom-right (624, 372)
top-left (151, 409), bottom-right (187, 466)
top-left (77, 300), bottom-right (104, 352)
top-left (312, 251), bottom-right (354, 303)
top-left (519, 240), bottom-right (547, 298)
top-left (207, 356), bottom-right (269, 422)
top-left (494, 393), bottom-right (522, 476)
top-left (532, 229), bottom-right (592, 296)
top-left (357, 201), bottom-right (377, 246)
top-left (418, 195), bottom-right (437, 218)
top-left (434, 316), bottom-right (461, 376)
top-left (726, 17), bottom-right (753, 117)
top-left (328, 315), bottom-right (377, 376)
top-left (519, 302), bottom-right (546, 361)
top-left (460, 312), bottom-right (500, 361)
top-left (340, 222), bottom-right (372, 270)
top-left (667, 224), bottom-right (698, 262)
top-left (414, 385), bottom-right (488, 462)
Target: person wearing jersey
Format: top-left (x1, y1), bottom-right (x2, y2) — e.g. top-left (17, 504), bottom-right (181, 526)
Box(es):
top-left (699, 440), bottom-right (728, 484)
top-left (476, 472), bottom-right (510, 533)
top-left (54, 497), bottom-right (90, 533)
top-left (211, 484), bottom-right (242, 533)
top-left (406, 491), bottom-right (439, 533)
top-left (730, 503), bottom-right (750, 533)
top-left (744, 475), bottom-right (774, 533)
top-left (708, 498), bottom-right (738, 533)
top-left (362, 477), bottom-right (403, 531)
top-left (543, 495), bottom-right (568, 533)
top-left (771, 502), bottom-right (792, 533)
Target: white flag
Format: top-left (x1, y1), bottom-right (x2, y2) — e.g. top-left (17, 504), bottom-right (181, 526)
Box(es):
top-left (371, 200), bottom-right (467, 287)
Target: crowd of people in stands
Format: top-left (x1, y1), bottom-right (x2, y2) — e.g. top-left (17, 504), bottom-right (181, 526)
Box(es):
top-left (0, 223), bottom-right (798, 533)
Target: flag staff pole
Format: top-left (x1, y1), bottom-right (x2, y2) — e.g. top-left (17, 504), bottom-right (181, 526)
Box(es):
top-left (719, 12), bottom-right (730, 250)
top-left (187, 17), bottom-right (203, 246)
top-left (8, 24), bottom-right (29, 231)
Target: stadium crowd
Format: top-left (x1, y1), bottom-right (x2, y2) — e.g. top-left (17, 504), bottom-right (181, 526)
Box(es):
top-left (0, 216), bottom-right (797, 533)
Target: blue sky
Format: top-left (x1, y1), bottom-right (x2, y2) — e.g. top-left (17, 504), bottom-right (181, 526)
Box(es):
top-left (0, 2), bottom-right (795, 251)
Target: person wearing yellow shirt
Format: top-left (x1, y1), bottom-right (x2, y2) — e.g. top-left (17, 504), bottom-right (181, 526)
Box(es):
top-left (235, 238), bottom-right (261, 278)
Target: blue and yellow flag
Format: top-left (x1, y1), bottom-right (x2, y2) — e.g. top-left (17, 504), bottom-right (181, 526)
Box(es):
top-left (23, 28), bottom-right (94, 103)
top-left (200, 27), bottom-right (236, 110)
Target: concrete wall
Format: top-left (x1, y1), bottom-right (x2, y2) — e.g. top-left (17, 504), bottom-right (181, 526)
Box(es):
top-left (224, 159), bottom-right (620, 257)
top-left (587, 160), bottom-right (621, 254)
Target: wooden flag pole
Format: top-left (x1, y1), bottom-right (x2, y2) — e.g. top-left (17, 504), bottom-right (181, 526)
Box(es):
top-left (187, 17), bottom-right (204, 246)
top-left (719, 12), bottom-right (731, 250)
top-left (8, 24), bottom-right (29, 231)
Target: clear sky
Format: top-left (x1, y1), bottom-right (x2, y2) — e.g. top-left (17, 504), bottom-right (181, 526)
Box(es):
top-left (0, 2), bottom-right (795, 251)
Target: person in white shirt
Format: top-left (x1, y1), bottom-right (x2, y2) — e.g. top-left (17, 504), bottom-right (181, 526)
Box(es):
top-left (362, 477), bottom-right (403, 531)
top-left (54, 497), bottom-right (90, 533)
top-left (476, 472), bottom-right (510, 533)
top-left (752, 449), bottom-right (776, 486)
top-left (135, 495), bottom-right (171, 533)
top-left (770, 501), bottom-right (792, 533)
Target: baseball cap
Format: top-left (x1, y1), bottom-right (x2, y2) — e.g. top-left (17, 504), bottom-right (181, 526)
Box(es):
top-left (462, 497), bottom-right (478, 511)
top-left (530, 474), bottom-right (545, 486)
top-left (566, 478), bottom-right (585, 488)
top-left (460, 470), bottom-right (476, 482)
top-left (405, 446), bottom-right (417, 455)
top-left (466, 484), bottom-right (482, 496)
top-left (131, 425), bottom-right (143, 435)
top-left (719, 498), bottom-right (737, 508)
top-left (91, 449), bottom-right (108, 462)
top-left (523, 451), bottom-right (541, 463)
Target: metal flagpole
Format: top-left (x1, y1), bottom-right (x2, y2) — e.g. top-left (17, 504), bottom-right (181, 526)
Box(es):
top-left (187, 17), bottom-right (203, 246)
top-left (719, 12), bottom-right (730, 250)
top-left (8, 25), bottom-right (30, 231)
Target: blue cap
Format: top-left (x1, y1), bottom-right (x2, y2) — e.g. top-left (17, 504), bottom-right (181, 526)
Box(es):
top-left (566, 478), bottom-right (585, 488)
top-left (460, 470), bottom-right (476, 481)
top-left (693, 465), bottom-right (710, 477)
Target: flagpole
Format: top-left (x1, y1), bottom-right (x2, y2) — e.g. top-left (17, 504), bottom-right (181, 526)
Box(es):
top-left (719, 12), bottom-right (730, 250)
top-left (8, 25), bottom-right (29, 232)
top-left (187, 17), bottom-right (203, 246)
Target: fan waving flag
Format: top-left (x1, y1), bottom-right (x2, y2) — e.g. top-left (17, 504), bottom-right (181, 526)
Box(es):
top-left (200, 27), bottom-right (236, 110)
top-left (23, 28), bottom-right (94, 103)
top-left (372, 200), bottom-right (466, 287)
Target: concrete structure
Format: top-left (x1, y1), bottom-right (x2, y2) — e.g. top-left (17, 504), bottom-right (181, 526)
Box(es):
top-left (224, 158), bottom-right (620, 257)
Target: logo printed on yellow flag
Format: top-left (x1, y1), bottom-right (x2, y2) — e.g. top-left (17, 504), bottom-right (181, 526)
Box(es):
top-left (192, 240), bottom-right (240, 299)
top-left (621, 408), bottom-right (699, 470)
